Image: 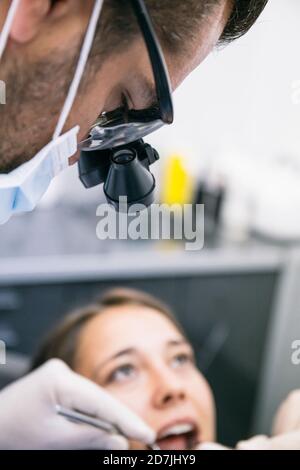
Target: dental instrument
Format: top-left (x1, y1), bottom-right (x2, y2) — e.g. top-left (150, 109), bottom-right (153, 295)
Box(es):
top-left (56, 405), bottom-right (160, 450)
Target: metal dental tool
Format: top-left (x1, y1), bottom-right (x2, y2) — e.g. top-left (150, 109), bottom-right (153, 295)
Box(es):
top-left (56, 405), bottom-right (160, 450)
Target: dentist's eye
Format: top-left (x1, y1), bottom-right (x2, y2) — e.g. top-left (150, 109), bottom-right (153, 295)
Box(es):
top-left (108, 364), bottom-right (137, 384)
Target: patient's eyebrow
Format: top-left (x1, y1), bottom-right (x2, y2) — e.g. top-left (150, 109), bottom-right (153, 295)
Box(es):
top-left (167, 339), bottom-right (190, 347)
top-left (92, 340), bottom-right (191, 379)
top-left (109, 347), bottom-right (136, 360)
top-left (92, 348), bottom-right (137, 379)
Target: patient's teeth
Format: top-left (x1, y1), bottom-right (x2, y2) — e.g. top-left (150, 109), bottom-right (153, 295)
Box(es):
top-left (160, 424), bottom-right (194, 439)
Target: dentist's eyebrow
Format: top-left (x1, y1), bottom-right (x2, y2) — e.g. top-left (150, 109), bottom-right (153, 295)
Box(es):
top-left (140, 78), bottom-right (158, 108)
top-left (129, 75), bottom-right (158, 109)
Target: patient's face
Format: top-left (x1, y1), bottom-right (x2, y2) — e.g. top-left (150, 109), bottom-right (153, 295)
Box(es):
top-left (75, 306), bottom-right (215, 450)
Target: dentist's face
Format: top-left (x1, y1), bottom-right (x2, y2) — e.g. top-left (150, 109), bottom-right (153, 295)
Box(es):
top-left (75, 306), bottom-right (216, 450)
top-left (0, 0), bottom-right (231, 172)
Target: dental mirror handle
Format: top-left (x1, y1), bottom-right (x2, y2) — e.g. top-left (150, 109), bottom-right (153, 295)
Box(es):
top-left (56, 405), bottom-right (160, 450)
top-left (56, 405), bottom-right (120, 434)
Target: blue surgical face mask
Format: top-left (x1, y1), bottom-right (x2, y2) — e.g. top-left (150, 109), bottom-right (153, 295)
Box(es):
top-left (0, 0), bottom-right (104, 225)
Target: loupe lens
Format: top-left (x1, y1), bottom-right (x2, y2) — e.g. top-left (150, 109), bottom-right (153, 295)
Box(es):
top-left (79, 120), bottom-right (164, 152)
top-left (112, 150), bottom-right (136, 164)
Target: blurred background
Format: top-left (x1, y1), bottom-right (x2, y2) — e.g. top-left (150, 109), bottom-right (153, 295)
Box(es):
top-left (1, 0), bottom-right (300, 447)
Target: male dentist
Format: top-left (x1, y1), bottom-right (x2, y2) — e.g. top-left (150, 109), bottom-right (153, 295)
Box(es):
top-left (0, 0), bottom-right (268, 450)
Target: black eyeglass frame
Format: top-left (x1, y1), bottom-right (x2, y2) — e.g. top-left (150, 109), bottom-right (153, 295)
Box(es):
top-left (129, 0), bottom-right (174, 125)
top-left (78, 0), bottom-right (173, 207)
top-left (79, 0), bottom-right (174, 152)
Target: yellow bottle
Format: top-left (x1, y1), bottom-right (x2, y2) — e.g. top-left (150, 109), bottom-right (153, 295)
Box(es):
top-left (161, 154), bottom-right (193, 206)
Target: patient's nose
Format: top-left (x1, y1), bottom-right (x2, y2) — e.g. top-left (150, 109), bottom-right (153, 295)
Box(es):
top-left (152, 372), bottom-right (186, 409)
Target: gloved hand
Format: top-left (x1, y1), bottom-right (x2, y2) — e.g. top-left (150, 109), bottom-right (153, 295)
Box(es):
top-left (197, 390), bottom-right (300, 451)
top-left (236, 433), bottom-right (300, 450)
top-left (196, 443), bottom-right (230, 450)
top-left (272, 390), bottom-right (300, 435)
top-left (236, 390), bottom-right (300, 450)
top-left (0, 359), bottom-right (155, 450)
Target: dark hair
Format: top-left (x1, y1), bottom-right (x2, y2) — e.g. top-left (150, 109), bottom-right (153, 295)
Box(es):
top-left (221, 0), bottom-right (269, 43)
top-left (31, 288), bottom-right (184, 371)
top-left (94, 0), bottom-right (269, 59)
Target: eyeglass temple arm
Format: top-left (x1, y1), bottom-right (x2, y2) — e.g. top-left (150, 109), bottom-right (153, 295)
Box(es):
top-left (130, 0), bottom-right (174, 124)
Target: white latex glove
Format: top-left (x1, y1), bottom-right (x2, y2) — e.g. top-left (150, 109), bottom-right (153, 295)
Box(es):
top-left (198, 435), bottom-right (300, 451)
top-left (272, 390), bottom-right (300, 436)
top-left (236, 390), bottom-right (300, 450)
top-left (196, 443), bottom-right (231, 450)
top-left (236, 433), bottom-right (300, 450)
top-left (0, 359), bottom-right (155, 450)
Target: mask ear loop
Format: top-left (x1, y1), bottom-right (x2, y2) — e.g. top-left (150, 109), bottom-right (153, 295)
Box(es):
top-left (0, 0), bottom-right (103, 140)
top-left (0, 0), bottom-right (21, 60)
top-left (53, 0), bottom-right (104, 141)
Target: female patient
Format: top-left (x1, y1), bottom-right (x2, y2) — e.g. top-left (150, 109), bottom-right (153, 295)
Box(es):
top-left (31, 288), bottom-right (215, 450)
top-left (31, 288), bottom-right (300, 450)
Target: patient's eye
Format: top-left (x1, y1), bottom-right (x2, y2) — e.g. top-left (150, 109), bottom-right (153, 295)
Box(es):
top-left (171, 352), bottom-right (194, 369)
top-left (108, 364), bottom-right (137, 384)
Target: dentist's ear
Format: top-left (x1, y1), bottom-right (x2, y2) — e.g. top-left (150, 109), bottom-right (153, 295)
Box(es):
top-left (10, 0), bottom-right (52, 43)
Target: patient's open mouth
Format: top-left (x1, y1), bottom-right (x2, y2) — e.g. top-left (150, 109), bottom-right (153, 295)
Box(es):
top-left (156, 422), bottom-right (199, 450)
